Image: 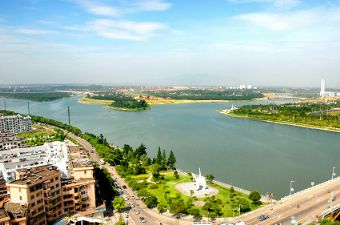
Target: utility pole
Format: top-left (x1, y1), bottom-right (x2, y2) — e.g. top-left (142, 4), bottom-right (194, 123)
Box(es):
top-left (27, 101), bottom-right (30, 115)
top-left (68, 105), bottom-right (71, 125)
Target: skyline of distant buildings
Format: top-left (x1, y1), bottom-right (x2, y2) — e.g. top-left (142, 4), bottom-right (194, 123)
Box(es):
top-left (320, 79), bottom-right (340, 97)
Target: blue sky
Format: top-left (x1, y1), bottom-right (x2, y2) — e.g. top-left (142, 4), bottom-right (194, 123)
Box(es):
top-left (1, 0), bottom-right (340, 87)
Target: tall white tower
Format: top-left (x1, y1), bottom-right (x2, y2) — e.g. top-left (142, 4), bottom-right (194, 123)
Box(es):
top-left (320, 79), bottom-right (326, 97)
top-left (321, 79), bottom-right (326, 93)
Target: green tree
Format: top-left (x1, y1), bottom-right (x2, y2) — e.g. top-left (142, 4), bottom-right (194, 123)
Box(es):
top-left (161, 149), bottom-right (167, 169)
top-left (238, 198), bottom-right (250, 213)
top-left (249, 190), bottom-right (261, 203)
top-left (167, 150), bottom-right (176, 169)
top-left (206, 174), bottom-right (215, 183)
top-left (157, 202), bottom-right (166, 213)
top-left (145, 195), bottom-right (158, 208)
top-left (156, 147), bottom-right (162, 164)
top-left (174, 170), bottom-right (179, 179)
top-left (112, 197), bottom-right (126, 212)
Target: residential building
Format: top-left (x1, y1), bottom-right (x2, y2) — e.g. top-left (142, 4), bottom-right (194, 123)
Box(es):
top-left (0, 142), bottom-right (68, 182)
top-left (7, 166), bottom-right (62, 225)
top-left (4, 146), bottom-right (96, 225)
top-left (0, 115), bottom-right (32, 134)
top-left (2, 202), bottom-right (27, 225)
top-left (0, 133), bottom-right (27, 151)
top-left (62, 146), bottom-right (96, 215)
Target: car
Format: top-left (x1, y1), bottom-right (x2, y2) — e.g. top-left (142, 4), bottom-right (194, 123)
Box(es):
top-left (259, 214), bottom-right (269, 221)
top-left (122, 185), bottom-right (127, 189)
top-left (134, 209), bottom-right (140, 214)
top-left (139, 216), bottom-right (146, 223)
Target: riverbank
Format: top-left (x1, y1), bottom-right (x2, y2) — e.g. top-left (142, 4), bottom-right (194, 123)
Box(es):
top-left (220, 110), bottom-right (340, 134)
top-left (79, 98), bottom-right (150, 111)
top-left (79, 97), bottom-right (267, 106)
top-left (78, 98), bottom-right (113, 105)
top-left (108, 105), bottom-right (151, 112)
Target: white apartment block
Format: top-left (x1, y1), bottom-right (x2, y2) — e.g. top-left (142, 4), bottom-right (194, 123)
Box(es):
top-left (0, 141), bottom-right (68, 182)
top-left (0, 114), bottom-right (32, 134)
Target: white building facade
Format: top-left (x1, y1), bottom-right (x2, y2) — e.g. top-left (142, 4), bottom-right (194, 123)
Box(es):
top-left (0, 141), bottom-right (68, 182)
top-left (0, 114), bottom-right (32, 134)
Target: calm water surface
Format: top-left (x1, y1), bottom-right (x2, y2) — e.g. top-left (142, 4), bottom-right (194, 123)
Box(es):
top-left (2, 96), bottom-right (340, 198)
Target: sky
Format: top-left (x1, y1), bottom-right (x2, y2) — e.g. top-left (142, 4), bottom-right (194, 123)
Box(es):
top-left (0, 0), bottom-right (340, 87)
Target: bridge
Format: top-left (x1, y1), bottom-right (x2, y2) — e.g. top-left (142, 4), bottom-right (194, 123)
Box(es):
top-left (230, 176), bottom-right (340, 225)
top-left (322, 202), bottom-right (340, 221)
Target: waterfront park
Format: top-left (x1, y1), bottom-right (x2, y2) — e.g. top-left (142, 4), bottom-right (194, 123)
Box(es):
top-left (128, 167), bottom-right (263, 218)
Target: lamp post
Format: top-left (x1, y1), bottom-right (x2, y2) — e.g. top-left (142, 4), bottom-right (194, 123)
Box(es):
top-left (289, 181), bottom-right (295, 195)
top-left (332, 166), bottom-right (336, 180)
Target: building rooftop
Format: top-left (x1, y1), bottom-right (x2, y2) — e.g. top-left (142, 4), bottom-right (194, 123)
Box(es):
top-left (4, 202), bottom-right (27, 219)
top-left (68, 146), bottom-right (93, 169)
top-left (0, 208), bottom-right (9, 219)
top-left (9, 165), bottom-right (60, 186)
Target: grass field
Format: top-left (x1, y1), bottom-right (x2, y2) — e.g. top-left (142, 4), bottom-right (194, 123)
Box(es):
top-left (18, 126), bottom-right (65, 146)
top-left (132, 171), bottom-right (261, 217)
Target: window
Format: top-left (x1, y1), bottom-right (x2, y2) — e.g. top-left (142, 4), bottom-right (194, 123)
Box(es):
top-left (19, 196), bottom-right (22, 200)
top-left (19, 188), bottom-right (21, 192)
top-left (84, 170), bottom-right (87, 174)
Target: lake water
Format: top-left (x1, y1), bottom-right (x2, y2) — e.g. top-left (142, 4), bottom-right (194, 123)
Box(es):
top-left (2, 96), bottom-right (340, 198)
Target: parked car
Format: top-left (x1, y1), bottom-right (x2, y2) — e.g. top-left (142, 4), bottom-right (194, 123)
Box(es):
top-left (134, 209), bottom-right (140, 214)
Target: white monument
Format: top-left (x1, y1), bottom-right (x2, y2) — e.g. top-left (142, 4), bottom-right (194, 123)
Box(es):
top-left (193, 168), bottom-right (207, 191)
top-left (175, 168), bottom-right (218, 198)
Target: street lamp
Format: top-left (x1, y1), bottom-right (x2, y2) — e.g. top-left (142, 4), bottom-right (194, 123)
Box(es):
top-left (289, 181), bottom-right (295, 195)
top-left (332, 166), bottom-right (336, 180)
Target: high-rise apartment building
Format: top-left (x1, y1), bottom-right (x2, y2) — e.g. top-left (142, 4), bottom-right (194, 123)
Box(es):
top-left (0, 115), bottom-right (32, 134)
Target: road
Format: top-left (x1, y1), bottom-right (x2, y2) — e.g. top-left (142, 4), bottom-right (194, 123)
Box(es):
top-left (67, 131), bottom-right (340, 225)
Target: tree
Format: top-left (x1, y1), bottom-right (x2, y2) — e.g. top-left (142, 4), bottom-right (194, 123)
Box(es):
top-left (167, 150), bottom-right (176, 169)
top-left (145, 195), bottom-right (158, 208)
top-left (169, 199), bottom-right (186, 217)
top-left (249, 190), bottom-right (261, 204)
top-left (188, 207), bottom-right (200, 218)
top-left (162, 149), bottom-right (167, 168)
top-left (238, 198), bottom-right (250, 213)
top-left (156, 147), bottom-right (162, 164)
top-left (174, 170), bottom-right (179, 179)
top-left (206, 174), bottom-right (215, 183)
top-left (190, 190), bottom-right (194, 198)
top-left (112, 197), bottom-right (126, 212)
top-left (157, 202), bottom-right (166, 213)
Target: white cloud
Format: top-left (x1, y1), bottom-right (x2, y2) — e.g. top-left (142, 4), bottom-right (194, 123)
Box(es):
top-left (88, 19), bottom-right (167, 41)
top-left (228, 0), bottom-right (300, 9)
top-left (133, 0), bottom-right (172, 11)
top-left (74, 0), bottom-right (120, 17)
top-left (73, 0), bottom-right (171, 17)
top-left (234, 7), bottom-right (340, 31)
top-left (236, 13), bottom-right (289, 31)
top-left (15, 28), bottom-right (56, 35)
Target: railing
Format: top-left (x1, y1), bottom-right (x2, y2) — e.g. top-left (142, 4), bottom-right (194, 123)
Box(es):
top-left (322, 203), bottom-right (340, 218)
top-left (280, 176), bottom-right (340, 201)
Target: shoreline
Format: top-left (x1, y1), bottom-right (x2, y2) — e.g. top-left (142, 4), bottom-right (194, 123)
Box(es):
top-left (78, 97), bottom-right (268, 106)
top-left (220, 110), bottom-right (340, 134)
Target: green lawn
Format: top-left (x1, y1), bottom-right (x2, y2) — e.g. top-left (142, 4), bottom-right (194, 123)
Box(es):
top-left (132, 171), bottom-right (262, 217)
top-left (18, 126), bottom-right (65, 146)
